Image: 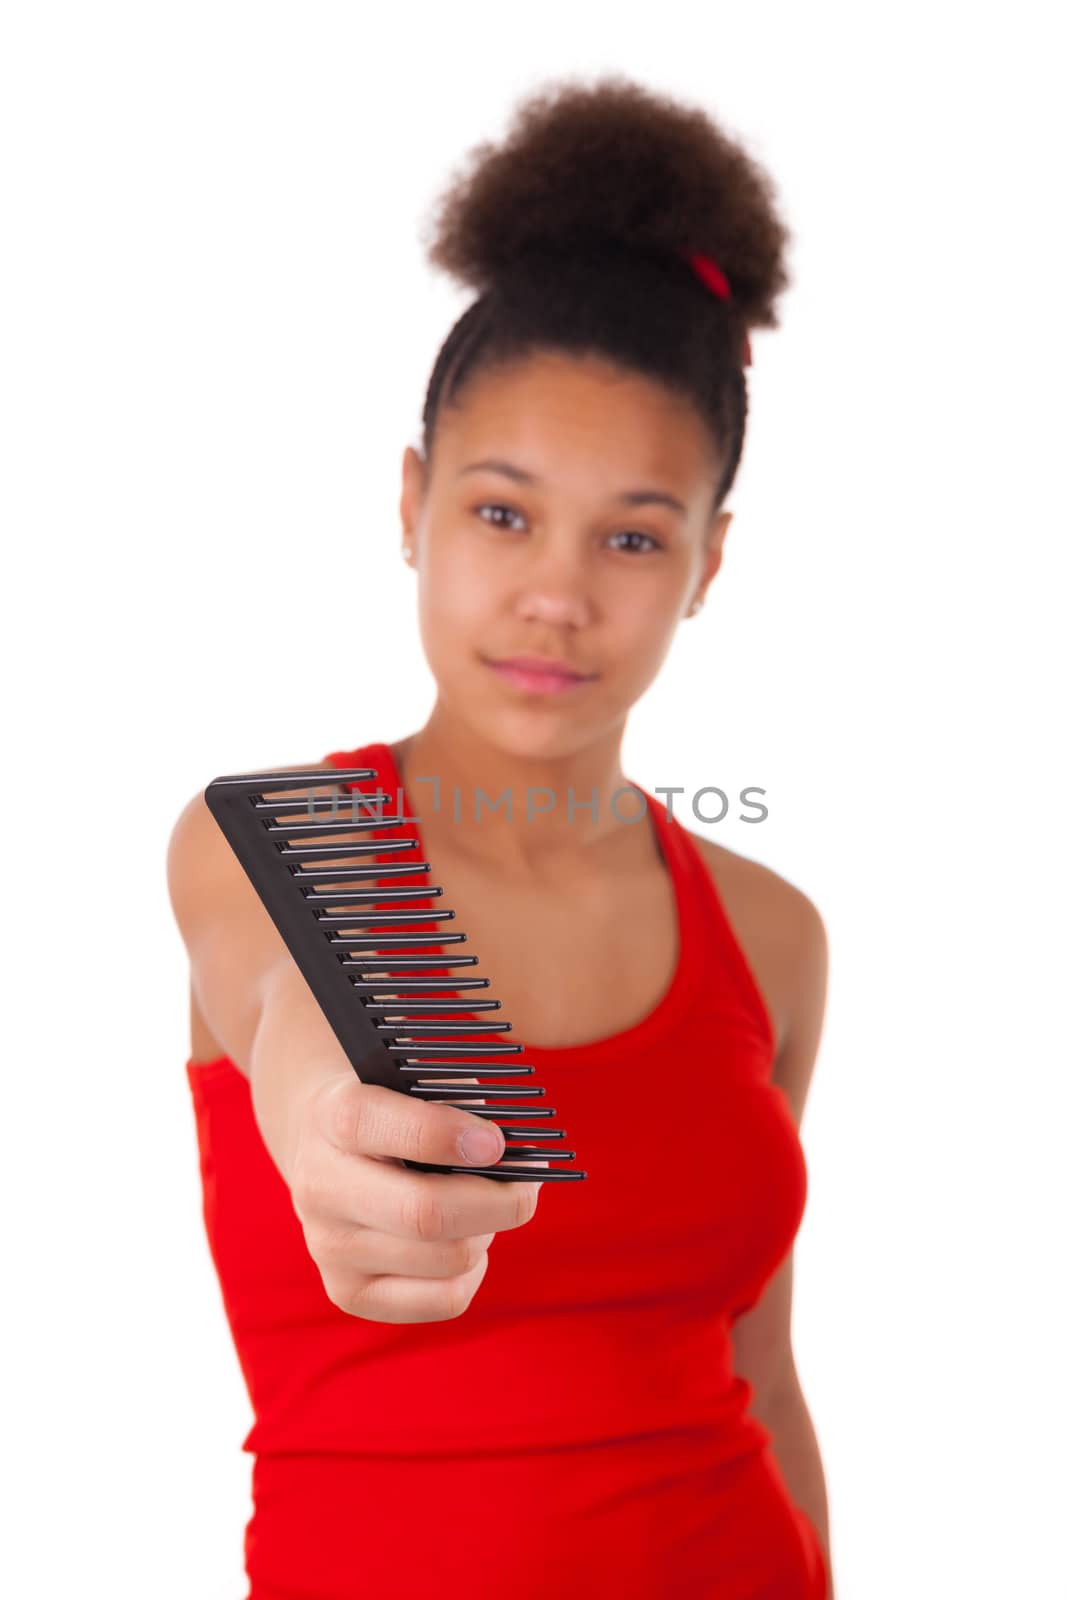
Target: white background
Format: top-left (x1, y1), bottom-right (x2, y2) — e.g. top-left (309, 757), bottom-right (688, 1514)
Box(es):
top-left (3, 4), bottom-right (1064, 1596)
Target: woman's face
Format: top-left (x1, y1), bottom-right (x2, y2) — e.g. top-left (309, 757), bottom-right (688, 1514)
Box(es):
top-left (399, 349), bottom-right (732, 761)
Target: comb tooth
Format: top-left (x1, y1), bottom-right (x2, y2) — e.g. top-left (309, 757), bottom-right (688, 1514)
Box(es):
top-left (387, 1040), bottom-right (522, 1056)
top-left (499, 1127), bottom-right (566, 1139)
top-left (292, 861), bottom-right (431, 883)
top-left (322, 916), bottom-right (455, 931)
top-left (317, 887), bottom-right (443, 911)
top-left (255, 789), bottom-right (393, 815)
top-left (308, 901), bottom-right (447, 916)
top-left (297, 874), bottom-right (433, 895)
top-left (411, 1162), bottom-right (586, 1182)
top-left (313, 896), bottom-right (441, 908)
top-left (375, 1019), bottom-right (510, 1036)
top-left (411, 1085), bottom-right (546, 1101)
top-left (265, 814), bottom-right (414, 835)
top-left (363, 999), bottom-right (501, 1015)
top-left (340, 955), bottom-right (480, 970)
top-left (328, 933), bottom-right (467, 950)
top-left (279, 839), bottom-right (419, 859)
top-left (398, 1062), bottom-right (531, 1075)
top-left (348, 978), bottom-right (490, 992)
top-left (316, 921), bottom-right (454, 934)
top-left (499, 1152), bottom-right (575, 1166)
top-left (397, 1063), bottom-right (534, 1077)
top-left (430, 1105), bottom-right (557, 1121)
top-left (208, 767), bottom-right (380, 792)
top-left (504, 1153), bottom-right (568, 1165)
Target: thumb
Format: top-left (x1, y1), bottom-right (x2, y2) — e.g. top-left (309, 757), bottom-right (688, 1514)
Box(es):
top-left (318, 1076), bottom-right (506, 1169)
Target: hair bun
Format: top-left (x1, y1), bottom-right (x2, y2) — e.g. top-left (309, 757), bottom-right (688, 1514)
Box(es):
top-left (421, 73), bottom-right (791, 329)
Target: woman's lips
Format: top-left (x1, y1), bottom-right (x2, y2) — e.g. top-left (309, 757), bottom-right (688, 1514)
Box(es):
top-left (483, 656), bottom-right (596, 695)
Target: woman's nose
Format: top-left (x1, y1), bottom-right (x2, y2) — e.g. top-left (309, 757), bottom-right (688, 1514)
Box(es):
top-left (516, 587), bottom-right (592, 627)
top-left (514, 545), bottom-right (594, 628)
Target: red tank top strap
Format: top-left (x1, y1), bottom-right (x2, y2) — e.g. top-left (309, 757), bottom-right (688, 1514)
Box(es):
top-left (646, 794), bottom-right (778, 1062)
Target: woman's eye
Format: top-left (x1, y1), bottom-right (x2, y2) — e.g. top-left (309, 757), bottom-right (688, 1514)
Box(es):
top-left (476, 503), bottom-right (524, 530)
top-left (608, 530), bottom-right (662, 554)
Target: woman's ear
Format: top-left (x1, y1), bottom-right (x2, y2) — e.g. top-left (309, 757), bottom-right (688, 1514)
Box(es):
top-left (399, 446), bottom-right (427, 553)
top-left (687, 509), bottom-right (733, 612)
top-left (711, 508), bottom-right (733, 547)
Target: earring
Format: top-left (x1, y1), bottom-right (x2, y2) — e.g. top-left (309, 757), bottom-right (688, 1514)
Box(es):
top-left (687, 596), bottom-right (705, 617)
top-left (402, 542), bottom-right (413, 564)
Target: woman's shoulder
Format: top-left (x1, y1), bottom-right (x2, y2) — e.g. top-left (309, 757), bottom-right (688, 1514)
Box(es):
top-left (686, 827), bottom-right (825, 937)
top-left (173, 755), bottom-right (356, 1068)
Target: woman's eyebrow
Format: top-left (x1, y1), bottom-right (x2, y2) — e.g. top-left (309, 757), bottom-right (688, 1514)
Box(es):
top-left (456, 457), bottom-right (686, 514)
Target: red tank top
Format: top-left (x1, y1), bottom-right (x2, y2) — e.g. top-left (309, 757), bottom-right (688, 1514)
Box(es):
top-left (185, 740), bottom-right (827, 1599)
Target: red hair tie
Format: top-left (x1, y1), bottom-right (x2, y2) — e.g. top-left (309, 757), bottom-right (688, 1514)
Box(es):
top-left (687, 251), bottom-right (752, 367)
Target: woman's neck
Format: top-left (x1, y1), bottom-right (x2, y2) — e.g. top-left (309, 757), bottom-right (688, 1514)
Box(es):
top-left (390, 707), bottom-right (642, 876)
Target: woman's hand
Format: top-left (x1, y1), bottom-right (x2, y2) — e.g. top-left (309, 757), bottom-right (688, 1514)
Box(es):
top-left (287, 1073), bottom-right (546, 1324)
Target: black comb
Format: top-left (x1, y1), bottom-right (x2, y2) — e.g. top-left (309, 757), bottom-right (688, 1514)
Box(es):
top-left (205, 765), bottom-right (587, 1183)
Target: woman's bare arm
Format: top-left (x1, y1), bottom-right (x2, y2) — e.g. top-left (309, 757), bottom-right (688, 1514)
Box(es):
top-left (166, 771), bottom-right (355, 1180)
top-left (727, 883), bottom-right (834, 1594)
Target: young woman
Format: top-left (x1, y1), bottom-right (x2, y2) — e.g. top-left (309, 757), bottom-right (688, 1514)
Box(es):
top-left (169, 74), bottom-right (833, 1600)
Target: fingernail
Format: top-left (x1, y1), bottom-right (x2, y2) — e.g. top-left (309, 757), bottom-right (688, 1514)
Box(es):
top-left (459, 1126), bottom-right (504, 1166)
